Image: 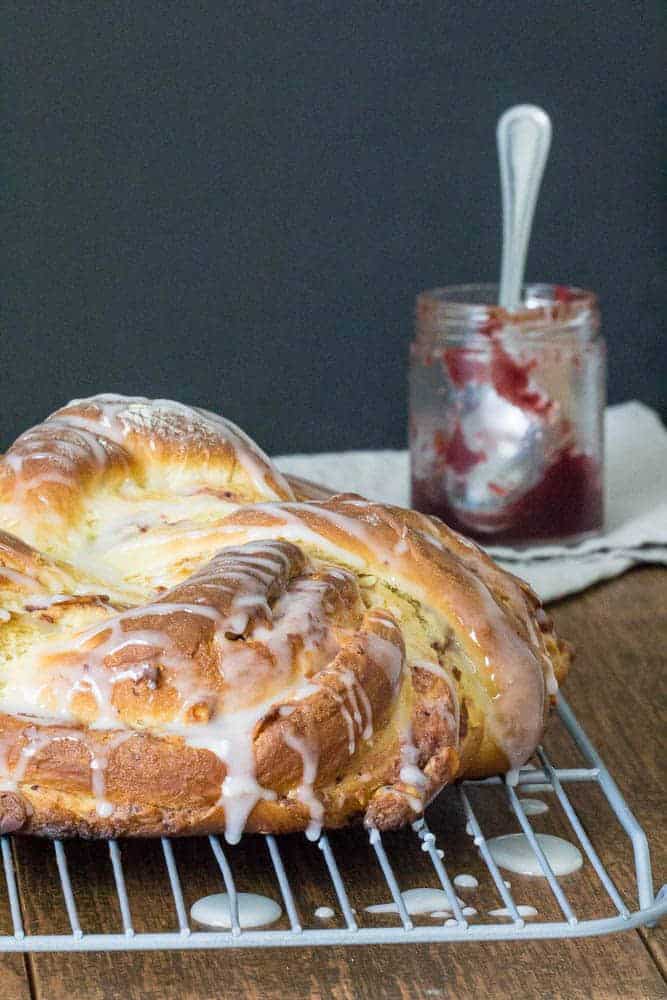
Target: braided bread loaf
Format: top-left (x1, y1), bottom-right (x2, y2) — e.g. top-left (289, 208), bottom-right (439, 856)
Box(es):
top-left (0, 395), bottom-right (569, 840)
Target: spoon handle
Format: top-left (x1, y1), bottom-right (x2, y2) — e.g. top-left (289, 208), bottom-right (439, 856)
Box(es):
top-left (497, 104), bottom-right (552, 311)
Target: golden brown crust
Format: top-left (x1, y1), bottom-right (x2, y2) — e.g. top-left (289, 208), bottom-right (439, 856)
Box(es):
top-left (0, 395), bottom-right (293, 553)
top-left (0, 395), bottom-right (570, 839)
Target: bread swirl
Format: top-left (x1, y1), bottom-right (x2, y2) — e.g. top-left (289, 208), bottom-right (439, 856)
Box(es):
top-left (0, 395), bottom-right (569, 840)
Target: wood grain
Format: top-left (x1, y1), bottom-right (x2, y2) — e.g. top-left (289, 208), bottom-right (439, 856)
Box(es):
top-left (0, 956), bottom-right (31, 1000)
top-left (549, 564), bottom-right (667, 988)
top-left (0, 838), bottom-right (31, 998)
top-left (7, 566), bottom-right (666, 1000)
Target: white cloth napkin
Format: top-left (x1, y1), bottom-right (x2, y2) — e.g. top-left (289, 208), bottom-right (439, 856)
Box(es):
top-left (274, 402), bottom-right (667, 602)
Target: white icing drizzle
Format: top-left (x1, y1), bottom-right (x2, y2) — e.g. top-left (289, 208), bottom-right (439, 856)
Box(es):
top-left (219, 499), bottom-right (553, 769)
top-left (518, 797), bottom-right (549, 816)
top-left (2, 727), bottom-right (66, 789)
top-left (393, 526), bottom-right (410, 556)
top-left (453, 873), bottom-right (479, 889)
top-left (489, 905), bottom-right (538, 919)
top-left (419, 830), bottom-right (434, 851)
top-left (487, 834), bottom-right (583, 877)
top-left (0, 401), bottom-right (562, 846)
top-left (185, 704), bottom-right (278, 845)
top-left (3, 394), bottom-right (293, 504)
top-left (0, 565), bottom-right (47, 596)
top-left (0, 724), bottom-right (134, 818)
top-left (22, 593), bottom-right (75, 610)
top-left (412, 658), bottom-right (460, 746)
top-left (89, 731), bottom-right (135, 816)
top-left (3, 418), bottom-right (118, 502)
top-left (364, 622), bottom-right (404, 691)
top-left (399, 741), bottom-right (428, 794)
top-left (190, 892), bottom-right (282, 929)
top-left (163, 565), bottom-right (359, 843)
top-left (0, 540), bottom-right (376, 840)
top-left (71, 395), bottom-right (292, 498)
top-left (365, 888), bottom-right (464, 916)
top-left (223, 573), bottom-right (341, 702)
top-left (416, 832), bottom-right (443, 859)
top-left (327, 687), bottom-right (358, 754)
top-left (347, 670), bottom-right (374, 742)
top-left (21, 540), bottom-right (300, 726)
top-left (283, 729), bottom-right (323, 841)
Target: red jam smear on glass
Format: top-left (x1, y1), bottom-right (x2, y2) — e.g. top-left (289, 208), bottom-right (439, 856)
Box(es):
top-left (434, 425), bottom-right (486, 475)
top-left (412, 446), bottom-right (603, 545)
top-left (411, 299), bottom-right (603, 545)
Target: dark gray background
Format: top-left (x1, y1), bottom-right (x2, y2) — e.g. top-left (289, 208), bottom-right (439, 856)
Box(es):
top-left (4, 1), bottom-right (664, 454)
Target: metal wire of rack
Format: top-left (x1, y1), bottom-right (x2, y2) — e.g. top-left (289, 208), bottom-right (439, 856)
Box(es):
top-left (0, 694), bottom-right (664, 952)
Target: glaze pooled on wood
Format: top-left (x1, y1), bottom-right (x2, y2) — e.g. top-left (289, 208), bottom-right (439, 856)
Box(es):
top-left (365, 888), bottom-right (464, 916)
top-left (518, 797), bottom-right (549, 816)
top-left (190, 892), bottom-right (282, 929)
top-left (453, 873), bottom-right (479, 889)
top-left (487, 834), bottom-right (583, 876)
top-left (488, 904), bottom-right (538, 918)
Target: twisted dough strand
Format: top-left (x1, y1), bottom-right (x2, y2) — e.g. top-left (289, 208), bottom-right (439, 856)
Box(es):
top-left (0, 395), bottom-right (569, 840)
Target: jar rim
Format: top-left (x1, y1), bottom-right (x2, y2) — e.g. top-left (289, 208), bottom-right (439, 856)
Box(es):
top-left (416, 283), bottom-right (598, 338)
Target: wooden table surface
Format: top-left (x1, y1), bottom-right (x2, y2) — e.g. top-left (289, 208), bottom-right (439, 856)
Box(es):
top-left (2, 565), bottom-right (665, 1000)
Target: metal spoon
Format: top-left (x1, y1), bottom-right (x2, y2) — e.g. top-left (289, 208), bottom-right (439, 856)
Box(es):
top-left (444, 106), bottom-right (555, 528)
top-left (497, 104), bottom-right (552, 310)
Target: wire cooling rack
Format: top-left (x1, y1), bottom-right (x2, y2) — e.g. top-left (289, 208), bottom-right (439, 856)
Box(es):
top-left (0, 694), bottom-right (664, 952)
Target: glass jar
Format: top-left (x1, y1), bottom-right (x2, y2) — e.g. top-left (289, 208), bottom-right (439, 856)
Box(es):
top-left (409, 284), bottom-right (605, 546)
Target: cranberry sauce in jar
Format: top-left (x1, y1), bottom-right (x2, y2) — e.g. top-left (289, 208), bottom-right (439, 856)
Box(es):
top-left (409, 284), bottom-right (605, 546)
